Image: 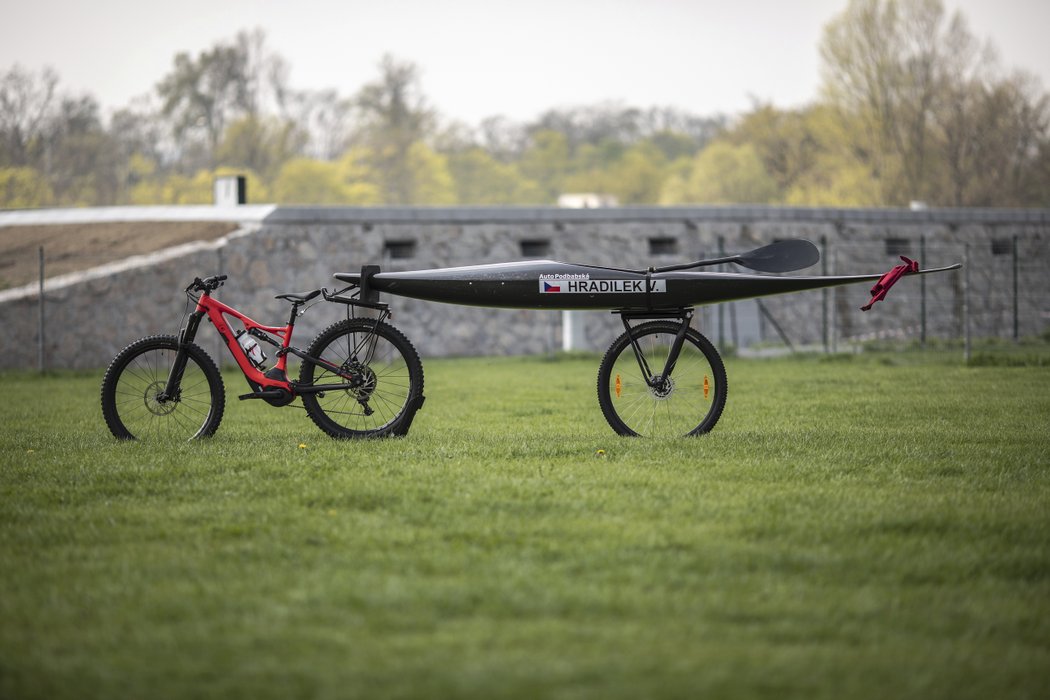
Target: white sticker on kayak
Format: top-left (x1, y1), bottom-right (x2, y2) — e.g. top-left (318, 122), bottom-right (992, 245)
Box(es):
top-left (539, 279), bottom-right (666, 294)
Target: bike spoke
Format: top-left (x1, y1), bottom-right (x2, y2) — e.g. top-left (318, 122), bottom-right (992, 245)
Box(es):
top-left (601, 324), bottom-right (724, 438)
top-left (300, 320), bottom-right (421, 438)
top-left (103, 341), bottom-right (222, 441)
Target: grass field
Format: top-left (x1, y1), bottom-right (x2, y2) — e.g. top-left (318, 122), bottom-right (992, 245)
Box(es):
top-left (1, 347), bottom-right (1049, 699)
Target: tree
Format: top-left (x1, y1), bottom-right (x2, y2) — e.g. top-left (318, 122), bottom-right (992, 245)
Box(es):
top-left (129, 170), bottom-right (202, 205)
top-left (821, 0), bottom-right (948, 202)
top-left (518, 130), bottom-right (571, 203)
top-left (272, 158), bottom-right (352, 204)
top-left (0, 65), bottom-right (58, 168)
top-left (477, 116), bottom-right (528, 162)
top-left (937, 66), bottom-right (1050, 206)
top-left (337, 149), bottom-right (384, 204)
top-left (0, 166), bottom-right (53, 207)
top-left (216, 115), bottom-right (304, 180)
top-left (660, 141), bottom-right (778, 204)
top-left (447, 147), bottom-right (533, 204)
top-left (402, 142), bottom-right (456, 205)
top-left (44, 95), bottom-right (122, 205)
top-left (818, 0), bottom-right (1050, 206)
top-left (157, 45), bottom-right (249, 166)
top-left (351, 55), bottom-right (437, 204)
top-left (108, 98), bottom-right (168, 204)
top-left (156, 30), bottom-right (289, 170)
top-left (563, 142), bottom-right (668, 204)
top-left (286, 88), bottom-right (354, 160)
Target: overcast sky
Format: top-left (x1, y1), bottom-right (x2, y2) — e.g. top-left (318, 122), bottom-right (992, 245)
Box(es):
top-left (1, 0), bottom-right (1048, 125)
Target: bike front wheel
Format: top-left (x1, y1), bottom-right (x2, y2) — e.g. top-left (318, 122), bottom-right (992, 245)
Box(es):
top-left (300, 319), bottom-right (424, 438)
top-left (597, 321), bottom-right (727, 437)
top-left (100, 335), bottom-right (225, 440)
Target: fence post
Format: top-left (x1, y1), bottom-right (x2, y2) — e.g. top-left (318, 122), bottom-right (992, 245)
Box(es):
top-left (38, 246), bottom-right (45, 373)
top-left (920, 235), bottom-right (927, 348)
top-left (1013, 234), bottom-right (1019, 342)
top-left (830, 244), bottom-right (838, 354)
top-left (717, 236), bottom-right (725, 347)
top-left (963, 243), bottom-right (971, 363)
top-left (821, 236), bottom-right (829, 353)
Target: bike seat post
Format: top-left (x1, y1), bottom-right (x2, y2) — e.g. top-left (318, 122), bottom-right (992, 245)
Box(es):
top-left (286, 301), bottom-right (302, 327)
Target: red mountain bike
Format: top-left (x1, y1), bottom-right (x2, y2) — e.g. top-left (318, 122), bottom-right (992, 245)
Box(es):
top-left (100, 274), bottom-right (425, 440)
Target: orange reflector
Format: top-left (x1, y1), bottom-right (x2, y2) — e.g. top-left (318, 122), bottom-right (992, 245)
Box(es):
top-left (615, 374), bottom-right (622, 398)
top-left (703, 375), bottom-right (710, 399)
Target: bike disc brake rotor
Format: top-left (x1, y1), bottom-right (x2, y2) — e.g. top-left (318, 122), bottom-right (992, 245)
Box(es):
top-left (648, 375), bottom-right (676, 400)
top-left (144, 380), bottom-right (178, 415)
top-left (344, 361), bottom-right (377, 400)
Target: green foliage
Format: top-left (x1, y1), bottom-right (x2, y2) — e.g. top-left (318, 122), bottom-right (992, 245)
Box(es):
top-left (2, 11), bottom-right (1049, 209)
top-left (1, 353), bottom-right (1049, 698)
top-left (0, 166), bottom-right (53, 207)
top-left (967, 352), bottom-right (1050, 367)
top-left (565, 141), bottom-right (669, 204)
top-left (818, 0), bottom-right (1050, 207)
top-left (518, 130), bottom-right (572, 203)
top-left (216, 116), bottom-right (305, 181)
top-left (272, 158), bottom-right (354, 205)
top-left (447, 147), bottom-right (542, 205)
top-left (127, 167), bottom-right (269, 205)
top-left (661, 141), bottom-right (778, 204)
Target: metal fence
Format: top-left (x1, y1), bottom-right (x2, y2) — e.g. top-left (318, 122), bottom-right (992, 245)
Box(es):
top-left (692, 235), bottom-right (1045, 359)
top-left (13, 231), bottom-right (1047, 372)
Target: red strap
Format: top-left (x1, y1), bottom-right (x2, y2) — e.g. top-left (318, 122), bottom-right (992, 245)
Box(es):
top-left (861, 256), bottom-right (919, 311)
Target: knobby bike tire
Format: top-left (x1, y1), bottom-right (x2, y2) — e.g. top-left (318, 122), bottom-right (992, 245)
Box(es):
top-left (100, 335), bottom-right (225, 440)
top-left (299, 319), bottom-right (424, 438)
top-left (596, 321), bottom-right (727, 437)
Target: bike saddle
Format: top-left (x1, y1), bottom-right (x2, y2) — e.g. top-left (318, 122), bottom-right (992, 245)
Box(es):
top-left (275, 289), bottom-right (321, 304)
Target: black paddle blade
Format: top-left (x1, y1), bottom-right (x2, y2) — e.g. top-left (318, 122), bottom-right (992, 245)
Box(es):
top-left (736, 239), bottom-right (820, 272)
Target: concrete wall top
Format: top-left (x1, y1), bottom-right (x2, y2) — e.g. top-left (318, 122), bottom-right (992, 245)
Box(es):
top-left (0, 204), bottom-right (276, 227)
top-left (264, 205), bottom-right (1050, 226)
top-left (2, 203), bottom-right (1048, 228)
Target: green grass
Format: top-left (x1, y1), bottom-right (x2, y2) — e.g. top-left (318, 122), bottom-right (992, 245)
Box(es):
top-left (2, 349), bottom-right (1049, 699)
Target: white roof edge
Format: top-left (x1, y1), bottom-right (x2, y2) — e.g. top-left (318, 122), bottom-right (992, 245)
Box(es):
top-left (0, 204), bottom-right (277, 227)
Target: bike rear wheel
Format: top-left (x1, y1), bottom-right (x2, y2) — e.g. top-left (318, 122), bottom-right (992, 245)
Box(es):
top-left (101, 335), bottom-right (225, 440)
top-left (299, 319), bottom-right (424, 438)
top-left (597, 321), bottom-right (727, 437)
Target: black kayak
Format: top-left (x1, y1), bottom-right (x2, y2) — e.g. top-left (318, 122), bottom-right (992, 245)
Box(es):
top-left (333, 258), bottom-right (961, 311)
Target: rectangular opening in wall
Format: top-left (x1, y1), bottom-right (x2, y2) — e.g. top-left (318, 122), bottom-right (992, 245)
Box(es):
top-left (885, 237), bottom-right (911, 256)
top-left (649, 237), bottom-right (679, 256)
top-left (990, 238), bottom-right (1013, 256)
top-left (383, 240), bottom-right (416, 259)
top-left (520, 239), bottom-right (551, 257)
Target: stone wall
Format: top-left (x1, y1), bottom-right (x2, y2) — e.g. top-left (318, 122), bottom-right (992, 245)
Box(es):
top-left (1, 205), bottom-right (1047, 369)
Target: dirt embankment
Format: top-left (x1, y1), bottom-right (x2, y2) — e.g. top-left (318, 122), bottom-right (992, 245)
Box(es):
top-left (0, 222), bottom-right (240, 289)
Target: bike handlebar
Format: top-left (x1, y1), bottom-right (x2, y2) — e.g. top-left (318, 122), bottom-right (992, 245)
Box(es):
top-left (186, 274), bottom-right (228, 292)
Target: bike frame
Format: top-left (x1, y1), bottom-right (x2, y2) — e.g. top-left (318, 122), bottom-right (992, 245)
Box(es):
top-left (164, 286), bottom-right (371, 403)
top-left (196, 293), bottom-right (295, 390)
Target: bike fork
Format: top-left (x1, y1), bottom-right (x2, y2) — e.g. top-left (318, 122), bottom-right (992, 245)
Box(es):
top-left (160, 309), bottom-right (205, 401)
top-left (623, 310), bottom-right (693, 388)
